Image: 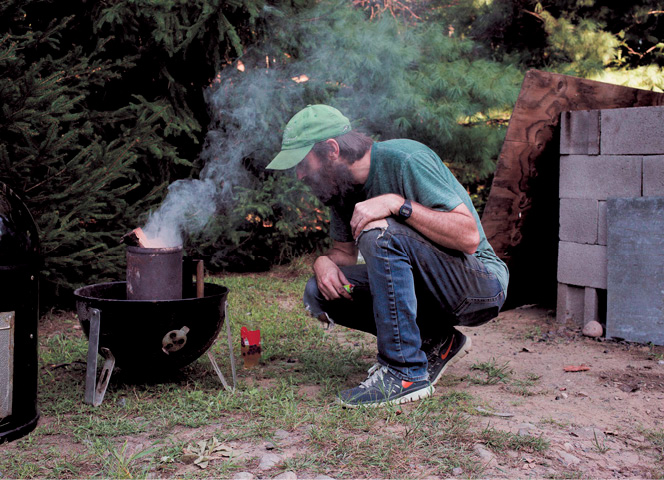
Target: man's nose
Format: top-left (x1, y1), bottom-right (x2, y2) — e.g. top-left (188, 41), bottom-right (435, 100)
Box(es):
top-left (296, 165), bottom-right (305, 180)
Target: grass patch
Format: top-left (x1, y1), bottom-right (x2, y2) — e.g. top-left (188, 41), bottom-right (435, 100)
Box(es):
top-left (480, 425), bottom-right (549, 453)
top-left (0, 265), bottom-right (518, 478)
top-left (467, 358), bottom-right (513, 385)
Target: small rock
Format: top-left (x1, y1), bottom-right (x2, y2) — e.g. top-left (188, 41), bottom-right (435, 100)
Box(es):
top-left (273, 472), bottom-right (297, 480)
top-left (312, 475), bottom-right (335, 480)
top-left (473, 444), bottom-right (497, 466)
top-left (571, 427), bottom-right (605, 440)
top-left (452, 467), bottom-right (463, 476)
top-left (233, 473), bottom-right (255, 480)
top-left (274, 429), bottom-right (290, 440)
top-left (258, 453), bottom-right (282, 470)
top-left (517, 422), bottom-right (536, 437)
top-left (557, 450), bottom-right (581, 466)
top-left (582, 320), bottom-right (603, 337)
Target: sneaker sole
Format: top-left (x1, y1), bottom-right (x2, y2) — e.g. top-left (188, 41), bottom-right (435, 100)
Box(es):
top-left (337, 385), bottom-right (435, 409)
top-left (430, 335), bottom-right (472, 386)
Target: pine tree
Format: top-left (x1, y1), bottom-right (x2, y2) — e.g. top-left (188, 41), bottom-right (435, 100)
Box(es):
top-left (439, 0), bottom-right (664, 88)
top-left (186, 1), bottom-right (522, 270)
top-left (0, 0), bottom-right (266, 301)
top-left (0, 5), bottom-right (159, 299)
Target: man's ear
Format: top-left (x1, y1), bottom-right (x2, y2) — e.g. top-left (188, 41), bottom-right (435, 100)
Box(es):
top-left (324, 138), bottom-right (341, 162)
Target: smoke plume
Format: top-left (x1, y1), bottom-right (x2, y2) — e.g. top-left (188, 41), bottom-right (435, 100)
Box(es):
top-left (141, 3), bottom-right (417, 248)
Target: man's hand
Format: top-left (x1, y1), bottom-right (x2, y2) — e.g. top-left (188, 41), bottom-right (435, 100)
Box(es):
top-left (350, 194), bottom-right (402, 239)
top-left (313, 256), bottom-right (353, 301)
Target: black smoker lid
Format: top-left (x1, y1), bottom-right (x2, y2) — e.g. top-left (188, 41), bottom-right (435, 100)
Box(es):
top-left (0, 181), bottom-right (40, 267)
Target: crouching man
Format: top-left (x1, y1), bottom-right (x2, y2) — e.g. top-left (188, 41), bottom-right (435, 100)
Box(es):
top-left (266, 105), bottom-right (508, 408)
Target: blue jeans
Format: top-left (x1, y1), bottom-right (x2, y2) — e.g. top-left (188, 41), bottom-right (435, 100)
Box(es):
top-left (303, 218), bottom-right (506, 382)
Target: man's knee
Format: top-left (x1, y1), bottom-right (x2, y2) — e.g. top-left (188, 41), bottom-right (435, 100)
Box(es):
top-left (356, 223), bottom-right (388, 257)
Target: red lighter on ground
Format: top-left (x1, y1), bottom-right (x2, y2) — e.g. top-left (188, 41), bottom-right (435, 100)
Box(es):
top-left (240, 327), bottom-right (261, 368)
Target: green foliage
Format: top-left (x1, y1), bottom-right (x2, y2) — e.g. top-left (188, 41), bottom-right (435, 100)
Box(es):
top-left (3, 0), bottom-right (663, 290)
top-left (187, 175), bottom-right (329, 271)
top-left (191, 1), bottom-right (521, 268)
top-left (439, 0), bottom-right (664, 87)
top-left (0, 0), bottom-right (265, 300)
top-left (0, 8), bottom-right (160, 296)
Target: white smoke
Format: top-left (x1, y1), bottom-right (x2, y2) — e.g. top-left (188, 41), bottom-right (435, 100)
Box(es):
top-left (139, 3), bottom-right (411, 248)
top-left (141, 178), bottom-right (221, 247)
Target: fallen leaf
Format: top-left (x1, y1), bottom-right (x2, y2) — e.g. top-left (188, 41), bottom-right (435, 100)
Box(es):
top-left (564, 365), bottom-right (590, 372)
top-left (194, 459), bottom-right (209, 469)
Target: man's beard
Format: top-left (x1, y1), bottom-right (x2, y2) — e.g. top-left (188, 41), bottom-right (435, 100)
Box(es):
top-left (305, 161), bottom-right (356, 206)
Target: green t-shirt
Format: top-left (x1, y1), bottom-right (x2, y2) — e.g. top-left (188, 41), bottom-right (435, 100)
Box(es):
top-left (329, 139), bottom-right (509, 294)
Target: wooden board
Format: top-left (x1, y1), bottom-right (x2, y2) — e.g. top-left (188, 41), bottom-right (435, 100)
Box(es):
top-left (482, 70), bottom-right (664, 307)
top-left (606, 197), bottom-right (664, 345)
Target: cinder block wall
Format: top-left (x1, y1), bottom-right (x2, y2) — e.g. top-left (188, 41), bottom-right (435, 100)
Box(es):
top-left (557, 105), bottom-right (664, 325)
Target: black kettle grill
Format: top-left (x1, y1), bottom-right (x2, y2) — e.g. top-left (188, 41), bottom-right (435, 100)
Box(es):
top-left (0, 181), bottom-right (40, 443)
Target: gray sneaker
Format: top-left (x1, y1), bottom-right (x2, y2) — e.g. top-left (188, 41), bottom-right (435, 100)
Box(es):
top-left (337, 363), bottom-right (434, 408)
top-left (424, 329), bottom-right (472, 386)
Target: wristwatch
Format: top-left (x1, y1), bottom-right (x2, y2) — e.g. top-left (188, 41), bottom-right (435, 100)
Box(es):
top-left (398, 199), bottom-right (412, 220)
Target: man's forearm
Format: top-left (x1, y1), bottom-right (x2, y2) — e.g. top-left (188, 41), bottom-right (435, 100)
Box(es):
top-left (351, 193), bottom-right (480, 255)
top-left (406, 202), bottom-right (480, 254)
top-left (319, 246), bottom-right (357, 266)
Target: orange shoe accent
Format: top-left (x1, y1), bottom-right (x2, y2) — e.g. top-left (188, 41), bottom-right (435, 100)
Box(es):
top-left (439, 338), bottom-right (454, 360)
top-left (402, 380), bottom-right (413, 388)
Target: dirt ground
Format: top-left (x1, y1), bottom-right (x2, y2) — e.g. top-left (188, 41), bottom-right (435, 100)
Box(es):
top-left (451, 305), bottom-right (664, 479)
top-left (9, 304), bottom-right (664, 479)
top-left (168, 305), bottom-right (664, 479)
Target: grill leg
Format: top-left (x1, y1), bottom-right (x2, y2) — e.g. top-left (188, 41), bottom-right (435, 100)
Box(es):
top-left (208, 301), bottom-right (237, 392)
top-left (84, 309), bottom-right (115, 406)
top-left (94, 348), bottom-right (115, 407)
top-left (84, 309), bottom-right (101, 405)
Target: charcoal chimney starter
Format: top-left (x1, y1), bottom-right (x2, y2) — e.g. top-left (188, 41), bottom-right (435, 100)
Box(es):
top-left (126, 246), bottom-right (183, 300)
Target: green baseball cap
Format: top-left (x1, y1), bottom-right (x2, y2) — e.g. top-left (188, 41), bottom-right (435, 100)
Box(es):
top-left (266, 104), bottom-right (351, 170)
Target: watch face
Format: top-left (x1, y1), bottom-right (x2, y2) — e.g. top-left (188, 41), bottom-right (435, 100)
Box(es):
top-left (399, 202), bottom-right (412, 219)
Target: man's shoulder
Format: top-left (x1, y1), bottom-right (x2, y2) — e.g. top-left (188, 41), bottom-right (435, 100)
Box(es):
top-left (374, 139), bottom-right (445, 173)
top-left (377, 139), bottom-right (429, 153)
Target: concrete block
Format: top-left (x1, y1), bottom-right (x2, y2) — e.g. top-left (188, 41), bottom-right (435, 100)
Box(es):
top-left (556, 283), bottom-right (585, 324)
top-left (560, 155), bottom-right (642, 200)
top-left (557, 242), bottom-right (607, 289)
top-left (601, 106), bottom-right (664, 155)
top-left (598, 201), bottom-right (607, 246)
top-left (560, 110), bottom-right (600, 155)
top-left (559, 198), bottom-right (598, 244)
top-left (583, 287), bottom-right (600, 325)
top-left (606, 197), bottom-right (664, 345)
top-left (643, 155), bottom-right (664, 196)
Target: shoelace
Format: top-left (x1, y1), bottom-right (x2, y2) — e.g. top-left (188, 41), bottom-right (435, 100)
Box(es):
top-left (360, 363), bottom-right (388, 389)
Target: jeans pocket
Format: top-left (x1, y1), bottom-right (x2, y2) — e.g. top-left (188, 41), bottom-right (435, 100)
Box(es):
top-left (453, 291), bottom-right (505, 327)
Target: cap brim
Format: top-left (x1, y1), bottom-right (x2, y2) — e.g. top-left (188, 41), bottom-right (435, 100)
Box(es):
top-left (266, 144), bottom-right (314, 170)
